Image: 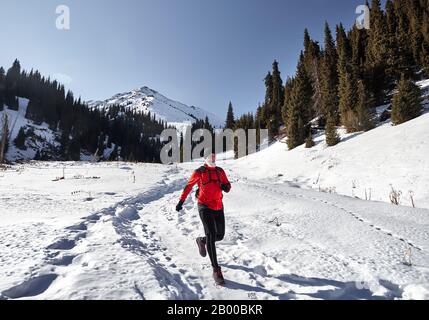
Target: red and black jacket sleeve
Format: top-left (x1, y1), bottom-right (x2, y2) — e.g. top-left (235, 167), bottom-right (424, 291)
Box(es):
top-left (219, 168), bottom-right (231, 193)
top-left (180, 170), bottom-right (201, 202)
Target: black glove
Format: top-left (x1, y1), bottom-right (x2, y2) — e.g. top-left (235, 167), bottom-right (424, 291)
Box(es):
top-left (176, 200), bottom-right (184, 212)
top-left (221, 184), bottom-right (230, 193)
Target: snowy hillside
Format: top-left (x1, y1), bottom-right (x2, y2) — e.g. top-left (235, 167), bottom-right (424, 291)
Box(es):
top-left (232, 80), bottom-right (429, 210)
top-left (1, 100), bottom-right (115, 162)
top-left (2, 99), bottom-right (60, 162)
top-left (1, 161), bottom-right (428, 300)
top-left (234, 112), bottom-right (429, 209)
top-left (88, 86), bottom-right (224, 130)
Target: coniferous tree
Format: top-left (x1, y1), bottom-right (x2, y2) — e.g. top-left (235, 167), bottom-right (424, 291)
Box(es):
top-left (271, 61), bottom-right (284, 113)
top-left (5, 59), bottom-right (21, 110)
top-left (59, 130), bottom-right (71, 159)
top-left (384, 0), bottom-right (416, 83)
top-left (234, 112), bottom-right (255, 157)
top-left (337, 23), bottom-right (359, 132)
top-left (304, 28), bottom-right (311, 53)
top-left (356, 80), bottom-right (375, 131)
top-left (286, 104), bottom-right (304, 150)
top-left (305, 132), bottom-right (315, 148)
top-left (408, 0), bottom-right (423, 69)
top-left (282, 77), bottom-right (294, 126)
top-left (225, 101), bottom-right (235, 129)
top-left (301, 30), bottom-right (322, 122)
top-left (392, 0), bottom-right (417, 80)
top-left (255, 103), bottom-right (263, 130)
top-left (255, 103), bottom-right (264, 148)
top-left (204, 116), bottom-right (214, 132)
top-left (325, 20), bottom-right (343, 146)
top-left (336, 24), bottom-right (352, 67)
top-left (267, 60), bottom-right (284, 140)
top-left (96, 133), bottom-right (107, 159)
top-left (14, 127), bottom-right (27, 150)
top-left (68, 138), bottom-right (81, 161)
top-left (286, 62), bottom-right (312, 150)
top-left (320, 22), bottom-right (339, 126)
top-left (311, 57), bottom-right (324, 124)
top-left (366, 0), bottom-right (390, 105)
top-left (349, 25), bottom-right (368, 80)
top-left (0, 67), bottom-right (5, 111)
top-left (340, 73), bottom-right (359, 132)
top-left (259, 61), bottom-right (285, 141)
top-left (262, 72), bottom-right (273, 126)
top-left (0, 113), bottom-right (9, 163)
top-left (421, 11), bottom-right (429, 77)
top-left (325, 112), bottom-right (340, 147)
top-left (385, 0), bottom-right (398, 81)
top-left (391, 77), bottom-right (423, 125)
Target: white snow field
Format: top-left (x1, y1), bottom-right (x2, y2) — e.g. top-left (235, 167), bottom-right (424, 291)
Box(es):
top-left (1, 79), bottom-right (428, 300)
top-left (227, 79), bottom-right (429, 210)
top-left (232, 106), bottom-right (429, 210)
top-left (1, 157), bottom-right (429, 300)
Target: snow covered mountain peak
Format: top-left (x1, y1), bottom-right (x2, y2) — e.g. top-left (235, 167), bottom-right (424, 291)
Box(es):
top-left (137, 86), bottom-right (158, 95)
top-left (88, 86), bottom-right (223, 129)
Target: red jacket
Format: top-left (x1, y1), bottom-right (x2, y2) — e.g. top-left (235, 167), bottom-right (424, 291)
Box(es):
top-left (180, 165), bottom-right (231, 211)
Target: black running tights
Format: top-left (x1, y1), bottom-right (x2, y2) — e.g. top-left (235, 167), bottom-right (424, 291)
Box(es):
top-left (198, 205), bottom-right (225, 268)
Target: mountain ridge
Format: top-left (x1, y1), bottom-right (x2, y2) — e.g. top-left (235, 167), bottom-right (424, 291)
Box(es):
top-left (87, 86), bottom-right (224, 129)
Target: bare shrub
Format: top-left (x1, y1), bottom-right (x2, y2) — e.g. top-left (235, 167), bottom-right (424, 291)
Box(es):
top-left (409, 191), bottom-right (415, 208)
top-left (403, 246), bottom-right (412, 267)
top-left (320, 186), bottom-right (337, 194)
top-left (351, 180), bottom-right (357, 197)
top-left (365, 188), bottom-right (372, 201)
top-left (389, 185), bottom-right (402, 206)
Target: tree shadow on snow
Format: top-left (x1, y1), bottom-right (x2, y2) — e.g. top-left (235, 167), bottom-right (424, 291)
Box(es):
top-left (222, 264), bottom-right (402, 300)
top-left (224, 279), bottom-right (296, 300)
top-left (340, 132), bottom-right (365, 144)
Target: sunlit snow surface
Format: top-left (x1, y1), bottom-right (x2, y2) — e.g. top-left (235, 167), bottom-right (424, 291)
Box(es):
top-left (1, 159), bottom-right (428, 300)
top-left (1, 82), bottom-right (429, 300)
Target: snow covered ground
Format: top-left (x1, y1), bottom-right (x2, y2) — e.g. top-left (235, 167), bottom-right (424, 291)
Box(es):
top-left (1, 80), bottom-right (428, 300)
top-left (1, 159), bottom-right (428, 300)
top-left (233, 110), bottom-right (429, 210)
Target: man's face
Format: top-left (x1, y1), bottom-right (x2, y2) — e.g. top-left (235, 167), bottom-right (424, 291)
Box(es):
top-left (206, 154), bottom-right (216, 167)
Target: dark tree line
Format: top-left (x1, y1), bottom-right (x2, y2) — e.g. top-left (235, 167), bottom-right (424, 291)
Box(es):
top-left (0, 60), bottom-right (168, 162)
top-left (231, 0), bottom-right (426, 149)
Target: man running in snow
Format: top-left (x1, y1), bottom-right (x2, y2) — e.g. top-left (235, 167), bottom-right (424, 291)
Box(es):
top-left (176, 154), bottom-right (231, 285)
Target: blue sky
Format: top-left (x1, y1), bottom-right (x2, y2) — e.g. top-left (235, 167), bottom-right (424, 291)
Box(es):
top-left (0, 0), bottom-right (375, 119)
